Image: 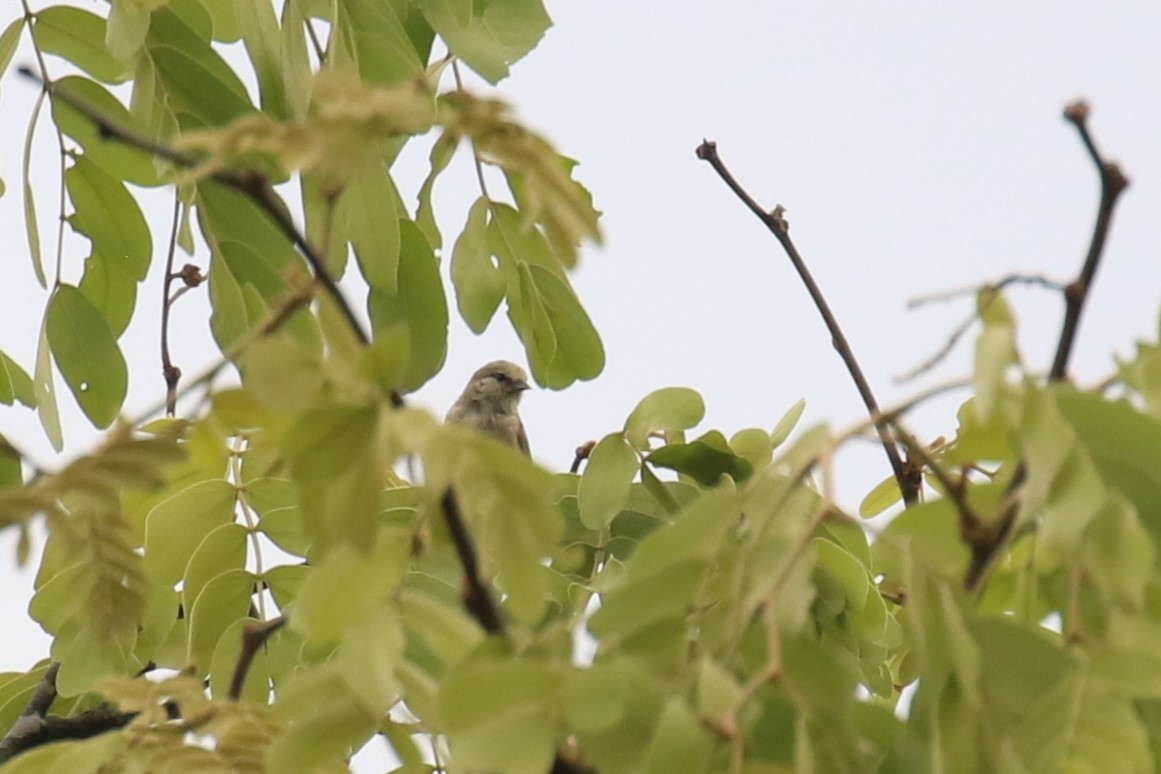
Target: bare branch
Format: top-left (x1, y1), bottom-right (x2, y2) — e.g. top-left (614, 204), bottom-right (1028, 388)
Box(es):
top-left (965, 101), bottom-right (1130, 590)
top-left (696, 140), bottom-right (918, 507)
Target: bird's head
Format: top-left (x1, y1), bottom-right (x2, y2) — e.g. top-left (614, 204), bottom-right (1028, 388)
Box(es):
top-left (464, 360), bottom-right (530, 413)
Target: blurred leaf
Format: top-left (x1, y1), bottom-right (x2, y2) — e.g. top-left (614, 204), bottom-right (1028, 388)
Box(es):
top-left (859, 474), bottom-right (902, 518)
top-left (624, 387), bottom-right (705, 449)
top-left (973, 324), bottom-right (1015, 420)
top-left (770, 398), bottom-right (806, 449)
top-left (46, 284), bottom-right (127, 428)
top-left (440, 658), bottom-right (560, 774)
top-left (640, 698), bottom-right (713, 774)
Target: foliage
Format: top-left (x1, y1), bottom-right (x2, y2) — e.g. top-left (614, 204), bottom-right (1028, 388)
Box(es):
top-left (0, 2), bottom-right (1158, 773)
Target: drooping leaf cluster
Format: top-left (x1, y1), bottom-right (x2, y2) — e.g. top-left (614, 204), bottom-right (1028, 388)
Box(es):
top-left (0, 2), bottom-right (1159, 774)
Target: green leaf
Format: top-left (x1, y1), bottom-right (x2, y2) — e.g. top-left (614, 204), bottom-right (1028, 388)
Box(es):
top-left (440, 658), bottom-right (560, 774)
top-left (416, 132), bottom-right (458, 249)
top-left (451, 197), bottom-right (505, 333)
top-left (148, 9), bottom-right (254, 127)
top-left (0, 350), bottom-right (35, 408)
top-left (51, 76), bottom-right (160, 187)
top-left (235, 0), bottom-right (288, 118)
top-left (33, 315), bottom-right (61, 451)
top-left (770, 397), bottom-right (806, 448)
top-left (23, 93), bottom-right (46, 289)
top-left (858, 474), bottom-right (902, 518)
top-left (0, 18), bottom-right (24, 81)
top-left (646, 431), bottom-right (753, 486)
top-left (46, 285), bottom-right (127, 428)
top-left (78, 251), bottom-right (138, 339)
top-left (560, 662), bottom-right (629, 733)
top-left (105, 0), bottom-right (152, 61)
top-left (268, 665), bottom-right (378, 773)
top-left (366, 221), bottom-right (448, 392)
top-left (1056, 388), bottom-right (1161, 552)
top-left (65, 157), bottom-right (152, 281)
top-left (508, 263), bottom-right (604, 388)
top-left (422, 0), bottom-right (552, 85)
top-left (33, 7), bottom-right (129, 83)
top-left (346, 162), bottom-right (401, 293)
top-left (577, 433), bottom-right (638, 530)
top-left (186, 568), bottom-right (255, 673)
top-left (143, 479), bottom-right (237, 586)
top-left (624, 387), bottom-right (705, 449)
top-left (973, 323), bottom-right (1015, 420)
top-left (284, 405), bottom-right (380, 484)
top-left (292, 533), bottom-right (409, 648)
top-left (342, 0), bottom-right (426, 86)
top-left (640, 698), bottom-right (714, 774)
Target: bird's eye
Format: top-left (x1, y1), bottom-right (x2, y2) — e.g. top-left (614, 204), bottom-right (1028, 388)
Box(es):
top-left (494, 373), bottom-right (510, 383)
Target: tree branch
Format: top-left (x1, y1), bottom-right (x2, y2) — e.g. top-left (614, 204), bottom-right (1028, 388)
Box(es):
top-left (440, 489), bottom-right (503, 635)
top-left (17, 66), bottom-right (369, 347)
top-left (696, 140), bottom-right (918, 507)
top-left (229, 617), bottom-right (286, 700)
top-left (964, 100), bottom-right (1130, 590)
top-left (0, 663), bottom-right (133, 764)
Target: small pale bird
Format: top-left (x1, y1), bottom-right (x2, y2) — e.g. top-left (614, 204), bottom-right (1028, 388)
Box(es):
top-left (445, 360), bottom-right (531, 456)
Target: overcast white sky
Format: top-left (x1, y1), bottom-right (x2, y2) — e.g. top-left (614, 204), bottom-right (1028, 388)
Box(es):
top-left (1, 2), bottom-right (1159, 767)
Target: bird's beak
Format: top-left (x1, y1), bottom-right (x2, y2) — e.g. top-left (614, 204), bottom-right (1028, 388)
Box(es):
top-left (514, 379), bottom-right (531, 392)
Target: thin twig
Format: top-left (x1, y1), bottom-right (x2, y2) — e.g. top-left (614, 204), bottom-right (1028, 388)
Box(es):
top-left (17, 67), bottom-right (370, 347)
top-left (439, 489), bottom-right (503, 635)
top-left (898, 274), bottom-right (1068, 383)
top-left (696, 140), bottom-right (918, 507)
top-left (228, 617), bottom-right (286, 700)
top-left (906, 273), bottom-right (1066, 309)
top-left (160, 193), bottom-right (183, 415)
top-left (964, 100), bottom-right (1130, 590)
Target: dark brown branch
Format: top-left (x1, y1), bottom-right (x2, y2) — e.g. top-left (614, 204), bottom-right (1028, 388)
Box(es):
top-left (229, 617), bottom-right (286, 700)
top-left (1050, 100), bottom-right (1130, 380)
top-left (17, 66), bottom-right (369, 347)
top-left (696, 140), bottom-right (918, 507)
top-left (0, 663), bottom-right (134, 764)
top-left (440, 489), bottom-right (504, 635)
top-left (964, 101), bottom-right (1130, 590)
top-left (570, 440), bottom-right (596, 474)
